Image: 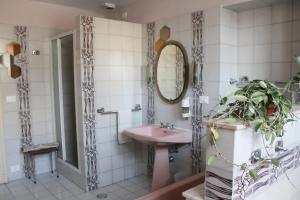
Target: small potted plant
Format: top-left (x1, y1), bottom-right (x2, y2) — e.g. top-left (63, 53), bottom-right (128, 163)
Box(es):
top-left (207, 80), bottom-right (294, 181)
top-left (285, 56), bottom-right (300, 104)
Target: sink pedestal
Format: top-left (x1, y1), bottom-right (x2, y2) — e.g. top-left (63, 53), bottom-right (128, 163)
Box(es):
top-left (152, 145), bottom-right (171, 191)
top-left (123, 125), bottom-right (192, 190)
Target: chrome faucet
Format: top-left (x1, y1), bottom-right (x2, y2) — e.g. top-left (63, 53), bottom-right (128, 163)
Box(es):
top-left (275, 141), bottom-right (287, 152)
top-left (160, 122), bottom-right (175, 130)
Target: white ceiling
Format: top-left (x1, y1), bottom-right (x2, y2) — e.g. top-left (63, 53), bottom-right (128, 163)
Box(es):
top-left (32, 0), bottom-right (139, 11)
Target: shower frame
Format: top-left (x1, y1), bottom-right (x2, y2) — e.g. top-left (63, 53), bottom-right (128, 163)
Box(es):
top-left (50, 30), bottom-right (81, 172)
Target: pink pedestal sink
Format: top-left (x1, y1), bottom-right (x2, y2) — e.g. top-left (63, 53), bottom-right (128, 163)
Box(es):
top-left (124, 125), bottom-right (192, 191)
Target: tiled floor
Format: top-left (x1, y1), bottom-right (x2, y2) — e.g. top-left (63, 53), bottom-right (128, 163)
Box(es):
top-left (0, 173), bottom-right (152, 200)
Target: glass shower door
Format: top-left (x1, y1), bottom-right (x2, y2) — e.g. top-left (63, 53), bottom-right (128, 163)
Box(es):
top-left (51, 32), bottom-right (78, 168)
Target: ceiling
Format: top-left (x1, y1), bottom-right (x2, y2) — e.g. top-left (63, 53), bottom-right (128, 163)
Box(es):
top-left (225, 0), bottom-right (293, 12)
top-left (32, 0), bottom-right (140, 11)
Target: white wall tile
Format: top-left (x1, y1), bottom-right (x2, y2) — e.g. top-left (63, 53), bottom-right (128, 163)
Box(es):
top-left (99, 157), bottom-right (112, 173)
top-left (108, 20), bottom-right (123, 35)
top-left (125, 165), bottom-right (135, 179)
top-left (254, 7), bottom-right (272, 26)
top-left (204, 25), bottom-right (220, 45)
top-left (293, 20), bottom-right (300, 41)
top-left (221, 8), bottom-right (237, 29)
top-left (238, 28), bottom-right (253, 46)
top-left (293, 42), bottom-right (300, 55)
top-left (94, 34), bottom-right (109, 50)
top-left (271, 63), bottom-right (291, 82)
top-left (99, 171), bottom-right (113, 187)
top-left (254, 45), bottom-right (271, 63)
top-left (271, 43), bottom-right (292, 62)
top-left (204, 44), bottom-right (220, 63)
top-left (271, 22), bottom-right (292, 43)
top-left (272, 3), bottom-right (292, 23)
top-left (204, 7), bottom-right (221, 27)
top-left (112, 155), bottom-right (124, 169)
top-left (294, 1), bottom-right (300, 20)
top-left (238, 46), bottom-right (254, 63)
top-left (95, 67), bottom-right (110, 81)
top-left (113, 168), bottom-right (125, 183)
top-left (94, 18), bottom-right (109, 34)
top-left (97, 143), bottom-right (112, 158)
top-left (253, 63), bottom-right (271, 80)
top-left (254, 25), bottom-right (271, 45)
top-left (221, 45), bottom-right (236, 63)
top-left (238, 10), bottom-right (254, 29)
top-left (221, 26), bottom-right (237, 45)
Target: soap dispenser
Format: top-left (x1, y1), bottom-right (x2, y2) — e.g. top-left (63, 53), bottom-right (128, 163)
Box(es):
top-left (181, 96), bottom-right (190, 120)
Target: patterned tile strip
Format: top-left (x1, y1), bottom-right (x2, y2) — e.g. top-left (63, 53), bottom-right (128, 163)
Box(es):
top-left (80, 16), bottom-right (98, 191)
top-left (15, 26), bottom-right (34, 179)
top-left (206, 171), bottom-right (233, 188)
top-left (233, 145), bottom-right (300, 200)
top-left (176, 47), bottom-right (184, 96)
top-left (146, 22), bottom-right (156, 176)
top-left (191, 10), bottom-right (205, 173)
top-left (205, 170), bottom-right (233, 200)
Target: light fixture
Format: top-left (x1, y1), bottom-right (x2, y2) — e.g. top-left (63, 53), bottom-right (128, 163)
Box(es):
top-left (104, 2), bottom-right (116, 10)
top-left (0, 42), bottom-right (21, 79)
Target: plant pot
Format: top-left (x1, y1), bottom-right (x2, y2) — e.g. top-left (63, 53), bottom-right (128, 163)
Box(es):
top-left (267, 107), bottom-right (277, 116)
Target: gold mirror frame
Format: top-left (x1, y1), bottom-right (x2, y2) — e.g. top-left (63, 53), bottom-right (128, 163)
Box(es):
top-left (154, 40), bottom-right (189, 104)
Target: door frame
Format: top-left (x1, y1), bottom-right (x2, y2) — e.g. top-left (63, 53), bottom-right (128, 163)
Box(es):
top-left (50, 31), bottom-right (81, 172)
top-left (0, 78), bottom-right (8, 183)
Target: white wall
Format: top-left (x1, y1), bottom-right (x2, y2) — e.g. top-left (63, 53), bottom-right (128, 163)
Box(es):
top-left (123, 0), bottom-right (242, 24)
top-left (0, 24), bottom-right (62, 181)
top-left (92, 17), bottom-right (145, 187)
top-left (0, 0), bottom-right (104, 30)
top-left (149, 13), bottom-right (193, 129)
top-left (237, 2), bottom-right (300, 83)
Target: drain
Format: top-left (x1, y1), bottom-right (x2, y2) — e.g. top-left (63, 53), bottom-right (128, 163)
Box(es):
top-left (96, 193), bottom-right (108, 199)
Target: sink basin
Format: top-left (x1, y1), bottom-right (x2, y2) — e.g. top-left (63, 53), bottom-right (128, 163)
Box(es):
top-left (124, 125), bottom-right (192, 191)
top-left (124, 125), bottom-right (192, 145)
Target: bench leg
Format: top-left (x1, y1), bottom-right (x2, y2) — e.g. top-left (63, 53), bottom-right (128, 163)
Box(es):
top-left (49, 152), bottom-right (53, 174)
top-left (55, 150), bottom-right (59, 178)
top-left (31, 154), bottom-right (36, 184)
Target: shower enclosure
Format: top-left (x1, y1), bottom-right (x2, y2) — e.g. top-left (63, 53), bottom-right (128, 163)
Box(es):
top-left (51, 32), bottom-right (79, 169)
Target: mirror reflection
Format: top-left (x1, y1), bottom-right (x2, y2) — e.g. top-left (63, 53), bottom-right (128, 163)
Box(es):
top-left (157, 44), bottom-right (186, 102)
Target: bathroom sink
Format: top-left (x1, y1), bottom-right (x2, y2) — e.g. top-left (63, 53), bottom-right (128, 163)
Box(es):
top-left (124, 125), bottom-right (192, 145)
top-left (124, 125), bottom-right (192, 191)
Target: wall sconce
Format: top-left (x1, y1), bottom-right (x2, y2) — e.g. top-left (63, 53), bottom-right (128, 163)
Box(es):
top-left (0, 42), bottom-right (21, 79)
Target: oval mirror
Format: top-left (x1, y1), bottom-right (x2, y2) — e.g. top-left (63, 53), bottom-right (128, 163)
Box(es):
top-left (155, 41), bottom-right (189, 104)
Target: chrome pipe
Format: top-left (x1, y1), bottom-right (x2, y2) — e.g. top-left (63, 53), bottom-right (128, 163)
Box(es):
top-left (97, 108), bottom-right (120, 145)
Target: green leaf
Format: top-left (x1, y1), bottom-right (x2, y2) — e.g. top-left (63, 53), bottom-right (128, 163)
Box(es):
top-left (209, 138), bottom-right (214, 146)
top-left (258, 159), bottom-right (266, 166)
top-left (271, 134), bottom-right (276, 144)
top-left (251, 91), bottom-right (265, 98)
top-left (235, 95), bottom-right (248, 102)
top-left (240, 163), bottom-right (247, 171)
top-left (249, 169), bottom-right (258, 181)
top-left (248, 105), bottom-right (256, 114)
top-left (207, 155), bottom-right (217, 165)
top-left (282, 105), bottom-right (291, 115)
top-left (254, 122), bottom-right (263, 132)
top-left (226, 118), bottom-right (237, 124)
top-left (271, 159), bottom-right (280, 167)
top-left (259, 81), bottom-right (268, 88)
top-left (286, 119), bottom-right (296, 123)
top-left (220, 97), bottom-right (228, 105)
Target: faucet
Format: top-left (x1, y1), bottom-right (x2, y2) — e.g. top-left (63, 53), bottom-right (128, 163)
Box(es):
top-left (275, 141), bottom-right (287, 152)
top-left (160, 122), bottom-right (175, 130)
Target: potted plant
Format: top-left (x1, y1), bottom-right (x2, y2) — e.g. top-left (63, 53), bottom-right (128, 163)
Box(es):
top-left (285, 56), bottom-right (300, 103)
top-left (207, 80), bottom-right (294, 180)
